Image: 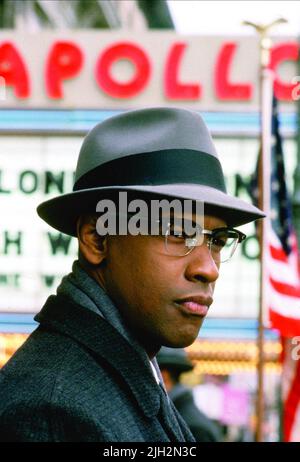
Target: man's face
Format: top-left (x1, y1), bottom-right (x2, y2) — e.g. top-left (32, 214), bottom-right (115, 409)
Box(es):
top-left (100, 214), bottom-right (226, 357)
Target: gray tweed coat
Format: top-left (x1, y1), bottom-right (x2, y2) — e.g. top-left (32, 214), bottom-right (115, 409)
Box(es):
top-left (0, 294), bottom-right (195, 442)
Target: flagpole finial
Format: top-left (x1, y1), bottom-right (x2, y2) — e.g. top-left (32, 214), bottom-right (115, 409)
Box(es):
top-left (242, 18), bottom-right (288, 37)
top-left (242, 18), bottom-right (288, 67)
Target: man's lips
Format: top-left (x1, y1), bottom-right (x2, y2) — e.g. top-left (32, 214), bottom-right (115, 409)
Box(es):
top-left (174, 295), bottom-right (213, 317)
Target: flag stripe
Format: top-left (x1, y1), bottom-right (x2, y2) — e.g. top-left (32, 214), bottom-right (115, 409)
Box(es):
top-left (266, 258), bottom-right (298, 285)
top-left (284, 357), bottom-right (300, 441)
top-left (290, 401), bottom-right (300, 442)
top-left (265, 228), bottom-right (299, 286)
top-left (269, 310), bottom-right (300, 337)
top-left (268, 293), bottom-right (300, 319)
top-left (269, 278), bottom-right (300, 298)
top-left (270, 245), bottom-right (288, 263)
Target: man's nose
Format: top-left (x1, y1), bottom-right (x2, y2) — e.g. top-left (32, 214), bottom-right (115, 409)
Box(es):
top-left (184, 242), bottom-right (220, 284)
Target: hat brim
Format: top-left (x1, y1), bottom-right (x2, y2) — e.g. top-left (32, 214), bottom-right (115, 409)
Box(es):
top-left (37, 184), bottom-right (265, 236)
top-left (157, 357), bottom-right (194, 373)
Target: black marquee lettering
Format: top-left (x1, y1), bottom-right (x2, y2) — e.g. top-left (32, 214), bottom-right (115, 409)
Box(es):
top-left (0, 274), bottom-right (8, 285)
top-left (0, 273), bottom-right (21, 287)
top-left (234, 173), bottom-right (252, 199)
top-left (42, 274), bottom-right (56, 288)
top-left (3, 231), bottom-right (22, 255)
top-left (0, 170), bottom-right (11, 194)
top-left (47, 232), bottom-right (73, 255)
top-left (45, 171), bottom-right (65, 194)
top-left (14, 273), bottom-right (20, 287)
top-left (19, 170), bottom-right (38, 194)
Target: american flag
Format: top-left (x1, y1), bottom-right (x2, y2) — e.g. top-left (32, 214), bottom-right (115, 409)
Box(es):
top-left (251, 97), bottom-right (300, 441)
top-left (265, 99), bottom-right (300, 337)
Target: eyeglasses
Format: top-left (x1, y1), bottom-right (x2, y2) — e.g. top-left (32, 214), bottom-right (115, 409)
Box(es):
top-left (163, 220), bottom-right (246, 263)
top-left (97, 212), bottom-right (246, 263)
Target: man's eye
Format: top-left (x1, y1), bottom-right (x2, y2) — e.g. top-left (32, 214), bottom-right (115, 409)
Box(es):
top-left (212, 236), bottom-right (227, 248)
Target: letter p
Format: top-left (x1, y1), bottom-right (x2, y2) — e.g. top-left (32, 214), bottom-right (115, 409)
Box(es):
top-left (46, 41), bottom-right (83, 98)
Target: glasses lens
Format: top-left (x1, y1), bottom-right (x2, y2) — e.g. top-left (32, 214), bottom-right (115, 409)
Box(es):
top-left (209, 229), bottom-right (239, 263)
top-left (165, 220), bottom-right (202, 256)
top-left (165, 222), bottom-right (242, 262)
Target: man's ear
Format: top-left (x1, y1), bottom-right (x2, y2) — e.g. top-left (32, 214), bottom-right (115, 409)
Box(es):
top-left (77, 215), bottom-right (107, 266)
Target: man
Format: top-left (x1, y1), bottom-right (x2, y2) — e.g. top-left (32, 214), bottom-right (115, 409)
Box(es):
top-left (0, 107), bottom-right (264, 442)
top-left (157, 346), bottom-right (222, 442)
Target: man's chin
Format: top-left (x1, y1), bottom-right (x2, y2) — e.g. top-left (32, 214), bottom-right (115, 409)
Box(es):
top-left (163, 323), bottom-right (204, 349)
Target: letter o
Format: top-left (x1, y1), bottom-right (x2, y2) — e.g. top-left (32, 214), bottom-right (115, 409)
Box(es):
top-left (19, 170), bottom-right (38, 194)
top-left (241, 234), bottom-right (259, 260)
top-left (95, 42), bottom-right (151, 98)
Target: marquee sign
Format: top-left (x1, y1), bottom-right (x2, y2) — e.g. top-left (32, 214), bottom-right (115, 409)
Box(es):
top-left (0, 31), bottom-right (298, 110)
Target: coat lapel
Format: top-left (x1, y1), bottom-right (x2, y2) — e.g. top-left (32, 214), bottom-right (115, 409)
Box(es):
top-left (35, 294), bottom-right (160, 420)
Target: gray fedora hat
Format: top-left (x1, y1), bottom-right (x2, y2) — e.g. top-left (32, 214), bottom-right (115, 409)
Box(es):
top-left (156, 347), bottom-right (194, 373)
top-left (37, 107), bottom-right (264, 236)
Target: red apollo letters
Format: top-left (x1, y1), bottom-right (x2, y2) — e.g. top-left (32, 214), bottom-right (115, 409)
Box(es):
top-left (0, 39), bottom-right (298, 101)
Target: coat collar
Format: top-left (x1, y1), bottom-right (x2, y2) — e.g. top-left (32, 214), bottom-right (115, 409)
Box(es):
top-left (34, 294), bottom-right (161, 419)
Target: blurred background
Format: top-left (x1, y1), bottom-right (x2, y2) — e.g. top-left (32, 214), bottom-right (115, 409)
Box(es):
top-left (0, 0), bottom-right (299, 442)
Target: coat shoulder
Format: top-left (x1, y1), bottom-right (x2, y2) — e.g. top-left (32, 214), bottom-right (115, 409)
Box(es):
top-left (0, 326), bottom-right (113, 441)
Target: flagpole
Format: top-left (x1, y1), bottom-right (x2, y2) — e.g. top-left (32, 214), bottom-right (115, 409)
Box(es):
top-left (242, 18), bottom-right (287, 442)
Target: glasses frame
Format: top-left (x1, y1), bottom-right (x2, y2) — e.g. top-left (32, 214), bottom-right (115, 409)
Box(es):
top-left (164, 222), bottom-right (246, 263)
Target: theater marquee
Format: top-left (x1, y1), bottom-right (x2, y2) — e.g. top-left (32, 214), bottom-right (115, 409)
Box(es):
top-left (0, 31), bottom-right (298, 110)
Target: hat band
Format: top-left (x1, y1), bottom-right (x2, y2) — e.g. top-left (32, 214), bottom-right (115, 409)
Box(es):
top-left (73, 149), bottom-right (226, 193)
